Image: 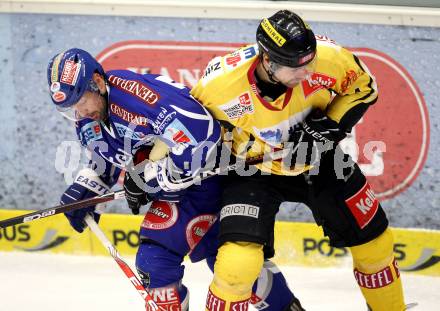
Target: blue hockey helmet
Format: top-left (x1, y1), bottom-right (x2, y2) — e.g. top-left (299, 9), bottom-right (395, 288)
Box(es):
top-left (47, 48), bottom-right (105, 109)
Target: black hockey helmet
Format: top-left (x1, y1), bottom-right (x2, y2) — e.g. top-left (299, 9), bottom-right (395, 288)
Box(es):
top-left (256, 10), bottom-right (317, 68)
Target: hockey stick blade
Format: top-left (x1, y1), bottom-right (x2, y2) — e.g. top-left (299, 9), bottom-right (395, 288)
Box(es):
top-left (0, 190), bottom-right (126, 229)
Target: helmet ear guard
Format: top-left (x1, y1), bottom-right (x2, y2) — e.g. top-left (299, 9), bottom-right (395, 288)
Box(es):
top-left (256, 10), bottom-right (317, 68)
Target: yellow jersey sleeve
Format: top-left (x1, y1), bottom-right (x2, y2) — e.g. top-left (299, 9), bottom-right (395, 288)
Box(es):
top-left (315, 37), bottom-right (378, 125)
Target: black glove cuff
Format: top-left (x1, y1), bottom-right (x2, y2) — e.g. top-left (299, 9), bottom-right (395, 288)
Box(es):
top-left (302, 110), bottom-right (346, 144)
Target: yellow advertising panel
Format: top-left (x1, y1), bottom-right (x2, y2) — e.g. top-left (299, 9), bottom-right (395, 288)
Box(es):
top-left (273, 221), bottom-right (440, 277)
top-left (0, 209), bottom-right (143, 256)
top-left (0, 209), bottom-right (93, 255)
top-left (1, 210), bottom-right (439, 276)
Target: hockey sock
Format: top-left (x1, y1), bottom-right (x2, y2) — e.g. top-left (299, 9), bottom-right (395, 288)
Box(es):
top-left (350, 228), bottom-right (405, 311)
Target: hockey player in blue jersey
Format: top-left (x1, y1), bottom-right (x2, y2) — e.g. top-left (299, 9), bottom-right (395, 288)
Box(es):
top-left (47, 48), bottom-right (304, 310)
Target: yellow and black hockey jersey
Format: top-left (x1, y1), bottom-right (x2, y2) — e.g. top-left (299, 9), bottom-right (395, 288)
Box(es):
top-left (191, 36), bottom-right (378, 175)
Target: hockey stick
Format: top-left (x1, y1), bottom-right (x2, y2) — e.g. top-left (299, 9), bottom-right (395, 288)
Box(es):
top-left (84, 214), bottom-right (158, 311)
top-left (0, 190), bottom-right (126, 229)
top-left (0, 148), bottom-right (288, 229)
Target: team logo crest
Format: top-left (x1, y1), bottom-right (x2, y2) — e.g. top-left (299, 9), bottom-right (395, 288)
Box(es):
top-left (186, 214), bottom-right (217, 250)
top-left (141, 201), bottom-right (179, 230)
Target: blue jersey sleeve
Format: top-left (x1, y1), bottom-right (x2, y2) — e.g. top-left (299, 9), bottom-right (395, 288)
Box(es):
top-left (104, 71), bottom-right (222, 192)
top-left (157, 103), bottom-right (221, 191)
top-left (145, 76), bottom-right (221, 191)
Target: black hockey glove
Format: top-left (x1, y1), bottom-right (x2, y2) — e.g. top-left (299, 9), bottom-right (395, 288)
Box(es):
top-left (123, 147), bottom-right (186, 214)
top-left (123, 147), bottom-right (153, 215)
top-left (123, 170), bottom-right (152, 215)
top-left (288, 109), bottom-right (346, 166)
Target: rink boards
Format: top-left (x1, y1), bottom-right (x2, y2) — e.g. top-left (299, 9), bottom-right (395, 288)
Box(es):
top-left (1, 209), bottom-right (439, 277)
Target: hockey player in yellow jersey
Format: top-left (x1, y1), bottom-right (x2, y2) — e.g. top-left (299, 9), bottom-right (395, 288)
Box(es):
top-left (192, 10), bottom-right (406, 311)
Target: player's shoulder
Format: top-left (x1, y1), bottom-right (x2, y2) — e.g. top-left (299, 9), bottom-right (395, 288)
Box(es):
top-left (106, 70), bottom-right (164, 107)
top-left (106, 69), bottom-right (157, 93)
top-left (199, 44), bottom-right (258, 87)
top-left (315, 35), bottom-right (345, 60)
top-left (315, 35), bottom-right (357, 74)
top-left (106, 70), bottom-right (160, 89)
top-left (106, 69), bottom-right (138, 81)
top-left (221, 44), bottom-right (259, 69)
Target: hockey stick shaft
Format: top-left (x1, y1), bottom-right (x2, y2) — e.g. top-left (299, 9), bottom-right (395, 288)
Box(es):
top-left (0, 190), bottom-right (126, 229)
top-left (0, 148), bottom-right (287, 229)
top-left (84, 215), bottom-right (158, 311)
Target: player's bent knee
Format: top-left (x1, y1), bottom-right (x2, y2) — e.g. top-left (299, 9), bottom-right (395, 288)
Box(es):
top-left (213, 241), bottom-right (264, 295)
top-left (136, 240), bottom-right (189, 310)
top-left (136, 240), bottom-right (185, 288)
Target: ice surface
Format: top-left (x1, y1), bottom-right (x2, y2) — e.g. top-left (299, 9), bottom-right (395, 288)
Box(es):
top-left (0, 252), bottom-right (438, 310)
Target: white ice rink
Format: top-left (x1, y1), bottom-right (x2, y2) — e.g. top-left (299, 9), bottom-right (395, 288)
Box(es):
top-left (0, 252), bottom-right (438, 310)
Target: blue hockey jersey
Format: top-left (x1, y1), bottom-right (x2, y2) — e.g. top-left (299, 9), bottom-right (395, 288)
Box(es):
top-left (75, 70), bottom-right (221, 191)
